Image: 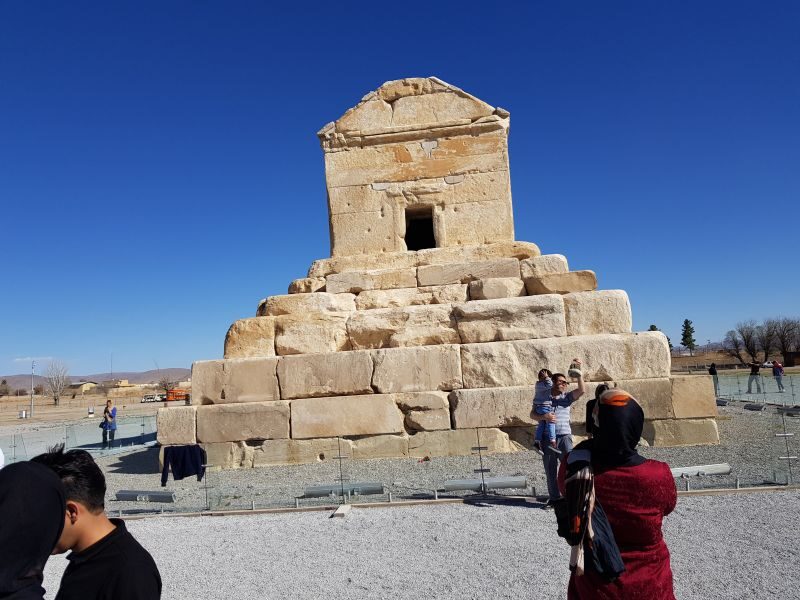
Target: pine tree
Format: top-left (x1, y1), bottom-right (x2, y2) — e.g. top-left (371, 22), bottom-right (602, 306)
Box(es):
top-left (648, 324), bottom-right (658, 331)
top-left (681, 319), bottom-right (697, 356)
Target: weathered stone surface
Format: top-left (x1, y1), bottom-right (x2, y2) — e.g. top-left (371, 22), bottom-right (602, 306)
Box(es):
top-left (355, 284), bottom-right (467, 310)
top-left (156, 406), bottom-right (197, 445)
top-left (307, 241), bottom-right (539, 278)
top-left (417, 258), bottom-right (520, 286)
top-left (201, 441), bottom-right (252, 470)
top-left (520, 254), bottom-right (568, 279)
top-left (347, 304), bottom-right (459, 349)
top-left (395, 391), bottom-right (451, 431)
top-left (372, 345), bottom-right (463, 393)
top-left (291, 395), bottom-right (405, 439)
top-left (220, 358), bottom-right (281, 404)
top-left (563, 290), bottom-right (632, 336)
top-left (191, 360), bottom-right (224, 405)
top-left (436, 200), bottom-right (514, 247)
top-left (579, 378), bottom-right (675, 423)
top-left (454, 296), bottom-right (566, 343)
top-left (326, 267), bottom-right (418, 294)
top-left (525, 271), bottom-right (597, 295)
top-left (351, 434), bottom-right (410, 459)
top-left (251, 437), bottom-right (351, 466)
top-left (449, 387), bottom-right (534, 429)
top-left (196, 401), bottom-right (290, 443)
top-left (671, 375), bottom-right (717, 419)
top-left (288, 277), bottom-right (326, 294)
top-left (329, 206), bottom-right (404, 256)
top-left (274, 313), bottom-right (350, 355)
top-left (407, 428), bottom-right (514, 458)
top-left (224, 318), bottom-right (276, 359)
top-left (277, 351), bottom-right (373, 399)
top-left (258, 292), bottom-right (356, 317)
top-left (642, 418), bottom-right (720, 446)
top-left (460, 332), bottom-right (671, 388)
top-left (468, 277), bottom-right (525, 300)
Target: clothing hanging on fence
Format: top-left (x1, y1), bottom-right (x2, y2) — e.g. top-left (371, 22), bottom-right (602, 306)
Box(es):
top-left (161, 445), bottom-right (206, 486)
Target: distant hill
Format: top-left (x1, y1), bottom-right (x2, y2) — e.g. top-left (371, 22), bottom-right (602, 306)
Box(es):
top-left (0, 368), bottom-right (190, 391)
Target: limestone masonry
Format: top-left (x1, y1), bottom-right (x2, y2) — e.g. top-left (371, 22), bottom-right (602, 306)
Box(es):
top-left (158, 77), bottom-right (719, 468)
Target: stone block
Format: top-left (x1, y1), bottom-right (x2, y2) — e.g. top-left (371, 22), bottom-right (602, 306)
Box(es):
top-left (525, 271), bottom-right (597, 295)
top-left (563, 290), bottom-right (632, 336)
top-left (251, 438), bottom-right (351, 466)
top-left (454, 295), bottom-right (566, 343)
top-left (291, 395), bottom-right (405, 439)
top-left (201, 442), bottom-right (252, 470)
top-left (417, 258), bottom-right (520, 286)
top-left (670, 375), bottom-right (717, 419)
top-left (156, 406), bottom-right (197, 445)
top-left (191, 360), bottom-right (224, 405)
top-left (224, 318), bottom-right (276, 359)
top-left (436, 199), bottom-right (514, 247)
top-left (196, 401), bottom-right (290, 443)
top-left (408, 428), bottom-right (514, 458)
top-left (330, 206), bottom-right (404, 256)
top-left (220, 358), bottom-right (281, 404)
top-left (277, 351), bottom-right (374, 399)
top-left (288, 277), bottom-right (326, 294)
top-left (274, 313), bottom-right (350, 355)
top-left (326, 267), bottom-right (418, 294)
top-left (355, 284), bottom-right (467, 310)
top-left (351, 434), bottom-right (410, 459)
top-left (449, 387), bottom-right (534, 429)
top-left (372, 345), bottom-right (463, 393)
top-left (395, 391), bottom-right (451, 431)
top-left (346, 304), bottom-right (459, 350)
top-left (642, 418), bottom-right (720, 447)
top-left (258, 292), bottom-right (356, 317)
top-left (520, 254), bottom-right (568, 279)
top-left (468, 277), bottom-right (525, 300)
top-left (389, 91), bottom-right (494, 128)
top-left (574, 378), bottom-right (675, 426)
top-left (460, 332), bottom-right (671, 388)
top-left (306, 241), bottom-right (540, 278)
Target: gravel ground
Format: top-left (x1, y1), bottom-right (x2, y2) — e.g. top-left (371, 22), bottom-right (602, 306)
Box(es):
top-left (93, 400), bottom-right (799, 515)
top-left (41, 490), bottom-right (800, 600)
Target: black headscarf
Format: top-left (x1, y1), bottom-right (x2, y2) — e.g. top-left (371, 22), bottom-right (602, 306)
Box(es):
top-left (591, 389), bottom-right (646, 468)
top-left (0, 462), bottom-right (66, 599)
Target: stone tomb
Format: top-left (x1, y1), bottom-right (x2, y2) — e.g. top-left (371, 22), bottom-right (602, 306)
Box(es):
top-left (158, 77), bottom-right (718, 468)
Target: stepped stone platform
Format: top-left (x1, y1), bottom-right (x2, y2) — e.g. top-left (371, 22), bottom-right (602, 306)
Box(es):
top-left (158, 77), bottom-right (718, 468)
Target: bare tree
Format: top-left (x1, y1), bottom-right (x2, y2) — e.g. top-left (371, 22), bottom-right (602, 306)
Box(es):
top-left (774, 317), bottom-right (800, 358)
top-left (0, 379), bottom-right (9, 396)
top-left (735, 320), bottom-right (759, 361)
top-left (45, 360), bottom-right (70, 406)
top-left (755, 319), bottom-right (778, 362)
top-left (158, 375), bottom-right (177, 395)
top-left (722, 329), bottom-right (746, 365)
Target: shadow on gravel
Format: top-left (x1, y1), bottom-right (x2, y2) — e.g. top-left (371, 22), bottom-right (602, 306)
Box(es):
top-left (463, 495), bottom-right (542, 509)
top-left (105, 446), bottom-right (160, 475)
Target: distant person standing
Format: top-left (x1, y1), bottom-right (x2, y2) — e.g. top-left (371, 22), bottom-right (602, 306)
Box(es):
top-left (746, 360), bottom-right (762, 394)
top-left (708, 363), bottom-right (719, 397)
top-left (772, 361), bottom-right (785, 392)
top-left (101, 400), bottom-right (117, 449)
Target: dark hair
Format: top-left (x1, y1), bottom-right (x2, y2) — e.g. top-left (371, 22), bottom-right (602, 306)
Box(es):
top-left (551, 373), bottom-right (566, 383)
top-left (595, 383), bottom-right (610, 400)
top-left (31, 444), bottom-right (106, 513)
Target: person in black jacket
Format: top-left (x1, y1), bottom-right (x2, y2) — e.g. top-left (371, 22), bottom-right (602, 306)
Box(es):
top-left (31, 445), bottom-right (161, 600)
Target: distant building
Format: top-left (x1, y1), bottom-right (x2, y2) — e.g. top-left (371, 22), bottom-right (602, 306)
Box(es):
top-left (69, 381), bottom-right (97, 393)
top-left (104, 379), bottom-right (134, 388)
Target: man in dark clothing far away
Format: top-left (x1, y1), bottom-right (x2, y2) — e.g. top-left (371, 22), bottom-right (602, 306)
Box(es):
top-left (746, 360), bottom-right (762, 394)
top-left (31, 444), bottom-right (162, 600)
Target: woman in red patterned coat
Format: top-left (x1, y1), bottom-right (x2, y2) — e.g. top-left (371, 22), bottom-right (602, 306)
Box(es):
top-left (565, 388), bottom-right (677, 600)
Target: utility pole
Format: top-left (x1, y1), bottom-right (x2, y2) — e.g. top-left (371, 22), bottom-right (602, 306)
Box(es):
top-left (29, 360), bottom-right (35, 418)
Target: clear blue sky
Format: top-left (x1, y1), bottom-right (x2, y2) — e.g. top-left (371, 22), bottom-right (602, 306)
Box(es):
top-left (2, 1), bottom-right (798, 376)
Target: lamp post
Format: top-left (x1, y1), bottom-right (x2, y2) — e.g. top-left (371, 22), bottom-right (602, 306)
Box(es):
top-left (29, 360), bottom-right (35, 418)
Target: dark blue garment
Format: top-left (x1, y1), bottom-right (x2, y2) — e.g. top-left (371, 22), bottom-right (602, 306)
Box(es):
top-left (160, 445), bottom-right (206, 486)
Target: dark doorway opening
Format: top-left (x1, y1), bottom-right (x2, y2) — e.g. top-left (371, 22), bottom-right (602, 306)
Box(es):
top-left (405, 207), bottom-right (436, 251)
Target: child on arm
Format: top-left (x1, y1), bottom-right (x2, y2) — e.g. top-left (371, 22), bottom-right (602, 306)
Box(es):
top-left (532, 368), bottom-right (559, 455)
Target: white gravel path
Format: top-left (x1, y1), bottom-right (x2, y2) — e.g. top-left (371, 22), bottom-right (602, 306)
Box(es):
top-left (42, 490), bottom-right (800, 600)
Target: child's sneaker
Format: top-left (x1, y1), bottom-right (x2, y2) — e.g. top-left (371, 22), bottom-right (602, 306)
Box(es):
top-left (568, 362), bottom-right (583, 379)
top-left (549, 442), bottom-right (562, 456)
top-left (533, 441), bottom-right (544, 456)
